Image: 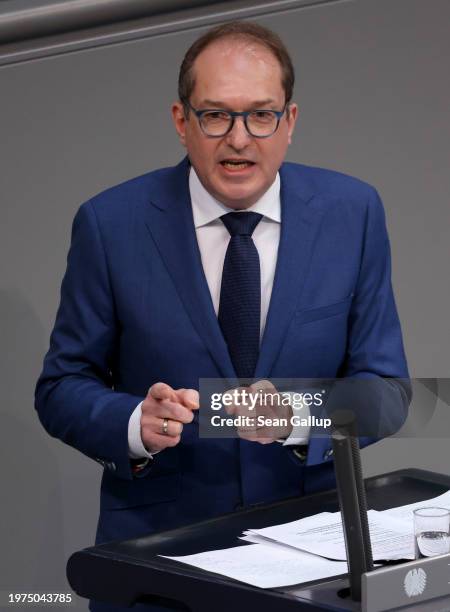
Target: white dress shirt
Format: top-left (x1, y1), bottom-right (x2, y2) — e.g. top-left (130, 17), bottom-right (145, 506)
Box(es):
top-left (128, 167), bottom-right (310, 459)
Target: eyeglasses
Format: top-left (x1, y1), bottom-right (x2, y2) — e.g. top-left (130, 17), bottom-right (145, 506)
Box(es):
top-left (183, 100), bottom-right (288, 138)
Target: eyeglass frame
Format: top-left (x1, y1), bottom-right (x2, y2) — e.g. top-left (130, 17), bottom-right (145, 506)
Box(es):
top-left (182, 99), bottom-right (289, 139)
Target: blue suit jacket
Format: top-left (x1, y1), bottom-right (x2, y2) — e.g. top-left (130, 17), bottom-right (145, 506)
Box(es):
top-left (35, 157), bottom-right (409, 544)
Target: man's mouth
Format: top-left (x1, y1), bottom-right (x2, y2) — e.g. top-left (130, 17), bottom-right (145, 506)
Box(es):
top-left (220, 159), bottom-right (255, 170)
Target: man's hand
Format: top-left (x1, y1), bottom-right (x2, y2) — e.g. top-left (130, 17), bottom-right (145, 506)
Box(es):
top-left (141, 382), bottom-right (199, 453)
top-left (225, 380), bottom-right (293, 444)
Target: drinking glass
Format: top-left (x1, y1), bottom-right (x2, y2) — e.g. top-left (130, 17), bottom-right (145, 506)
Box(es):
top-left (414, 507), bottom-right (450, 559)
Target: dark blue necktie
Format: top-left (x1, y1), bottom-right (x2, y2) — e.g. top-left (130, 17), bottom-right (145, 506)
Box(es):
top-left (218, 212), bottom-right (263, 379)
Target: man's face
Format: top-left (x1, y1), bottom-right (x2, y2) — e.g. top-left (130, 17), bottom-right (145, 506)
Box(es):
top-left (172, 38), bottom-right (298, 209)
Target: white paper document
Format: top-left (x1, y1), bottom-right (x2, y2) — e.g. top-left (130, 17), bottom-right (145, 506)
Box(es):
top-left (248, 510), bottom-right (415, 561)
top-left (161, 542), bottom-right (347, 588)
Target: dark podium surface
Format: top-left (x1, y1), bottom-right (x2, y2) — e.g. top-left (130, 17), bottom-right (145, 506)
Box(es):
top-left (67, 469), bottom-right (450, 611)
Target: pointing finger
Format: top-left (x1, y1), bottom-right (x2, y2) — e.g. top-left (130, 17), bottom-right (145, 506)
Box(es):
top-left (148, 382), bottom-right (177, 402)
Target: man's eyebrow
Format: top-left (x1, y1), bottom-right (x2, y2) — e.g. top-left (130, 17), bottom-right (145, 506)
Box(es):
top-left (201, 99), bottom-right (278, 108)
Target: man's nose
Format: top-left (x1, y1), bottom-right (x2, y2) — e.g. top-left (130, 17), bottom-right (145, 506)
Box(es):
top-left (225, 116), bottom-right (252, 149)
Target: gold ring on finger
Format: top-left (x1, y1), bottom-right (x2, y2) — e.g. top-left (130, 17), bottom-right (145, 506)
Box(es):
top-left (162, 418), bottom-right (169, 435)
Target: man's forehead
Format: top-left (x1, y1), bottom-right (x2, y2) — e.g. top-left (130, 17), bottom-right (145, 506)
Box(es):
top-left (191, 38), bottom-right (284, 102)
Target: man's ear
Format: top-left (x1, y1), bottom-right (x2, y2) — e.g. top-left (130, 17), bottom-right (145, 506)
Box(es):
top-left (286, 103), bottom-right (299, 145)
top-left (172, 101), bottom-right (187, 147)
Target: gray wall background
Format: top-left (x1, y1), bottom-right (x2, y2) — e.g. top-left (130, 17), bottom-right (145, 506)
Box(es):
top-left (1, 0), bottom-right (449, 609)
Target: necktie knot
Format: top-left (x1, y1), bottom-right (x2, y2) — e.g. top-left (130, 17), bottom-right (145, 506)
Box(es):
top-left (221, 212), bottom-right (263, 237)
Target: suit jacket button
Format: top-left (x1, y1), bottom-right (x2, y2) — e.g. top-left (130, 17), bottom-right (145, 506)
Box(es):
top-left (107, 462), bottom-right (116, 472)
top-left (323, 449), bottom-right (333, 461)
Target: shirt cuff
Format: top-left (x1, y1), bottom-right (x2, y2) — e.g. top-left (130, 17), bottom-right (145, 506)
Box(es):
top-left (278, 393), bottom-right (311, 446)
top-left (128, 401), bottom-right (158, 459)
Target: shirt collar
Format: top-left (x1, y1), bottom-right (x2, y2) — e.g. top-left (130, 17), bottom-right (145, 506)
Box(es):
top-left (189, 166), bottom-right (281, 228)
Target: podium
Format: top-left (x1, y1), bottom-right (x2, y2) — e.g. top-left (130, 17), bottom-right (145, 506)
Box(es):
top-left (67, 469), bottom-right (450, 611)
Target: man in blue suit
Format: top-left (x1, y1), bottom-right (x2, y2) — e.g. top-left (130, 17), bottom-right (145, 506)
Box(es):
top-left (35, 20), bottom-right (409, 612)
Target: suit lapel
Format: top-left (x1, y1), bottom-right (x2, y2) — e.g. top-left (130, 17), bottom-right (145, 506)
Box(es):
top-left (255, 164), bottom-right (325, 379)
top-left (143, 158), bottom-right (236, 380)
